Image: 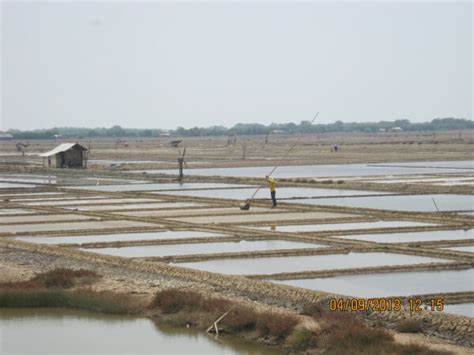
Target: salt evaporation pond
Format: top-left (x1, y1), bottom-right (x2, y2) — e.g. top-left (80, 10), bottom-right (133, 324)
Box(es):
top-left (62, 202), bottom-right (201, 212)
top-left (131, 160), bottom-right (474, 178)
top-left (443, 245), bottom-right (474, 253)
top-left (0, 308), bottom-right (277, 354)
top-left (163, 187), bottom-right (388, 199)
top-left (72, 183), bottom-right (252, 192)
top-left (83, 240), bottom-right (326, 258)
top-left (443, 303), bottom-right (474, 318)
top-left (14, 230), bottom-right (226, 245)
top-left (275, 269), bottom-right (474, 298)
top-left (0, 182), bottom-right (36, 189)
top-left (175, 252), bottom-right (449, 275)
top-left (292, 194), bottom-right (473, 212)
top-left (337, 229), bottom-right (473, 243)
top-left (252, 221), bottom-right (435, 233)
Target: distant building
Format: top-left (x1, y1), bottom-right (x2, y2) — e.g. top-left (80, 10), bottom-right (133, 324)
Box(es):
top-left (391, 127), bottom-right (403, 132)
top-left (160, 132), bottom-right (171, 137)
top-left (0, 132), bottom-right (13, 141)
top-left (39, 143), bottom-right (88, 168)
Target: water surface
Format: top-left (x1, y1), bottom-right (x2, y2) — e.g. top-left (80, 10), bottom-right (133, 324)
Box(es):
top-left (130, 161), bottom-right (474, 178)
top-left (275, 269), bottom-right (474, 297)
top-left (293, 194), bottom-right (473, 212)
top-left (164, 187), bottom-right (388, 199)
top-left (14, 230), bottom-right (223, 245)
top-left (0, 308), bottom-right (277, 354)
top-left (175, 252), bottom-right (449, 275)
top-left (84, 240), bottom-right (326, 258)
top-left (443, 303), bottom-right (474, 318)
top-left (252, 221), bottom-right (435, 233)
top-left (337, 229), bottom-right (473, 243)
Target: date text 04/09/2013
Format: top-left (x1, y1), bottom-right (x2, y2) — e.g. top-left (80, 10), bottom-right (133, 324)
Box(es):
top-left (328, 298), bottom-right (444, 312)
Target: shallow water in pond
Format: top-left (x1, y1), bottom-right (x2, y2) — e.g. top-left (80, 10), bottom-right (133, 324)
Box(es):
top-left (275, 269), bottom-right (474, 298)
top-left (14, 230), bottom-right (226, 245)
top-left (130, 161), bottom-right (474, 178)
top-left (164, 187), bottom-right (387, 199)
top-left (252, 221), bottom-right (436, 233)
top-left (337, 229), bottom-right (473, 243)
top-left (443, 303), bottom-right (474, 318)
top-left (62, 202), bottom-right (201, 211)
top-left (0, 308), bottom-right (278, 354)
top-left (443, 245), bottom-right (474, 253)
top-left (175, 252), bottom-right (449, 275)
top-left (292, 194), bottom-right (473, 212)
top-left (72, 182), bottom-right (252, 192)
top-left (83, 240), bottom-right (326, 258)
top-left (0, 182), bottom-right (36, 188)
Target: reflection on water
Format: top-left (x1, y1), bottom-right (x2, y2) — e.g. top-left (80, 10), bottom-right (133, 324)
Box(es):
top-left (0, 308), bottom-right (279, 354)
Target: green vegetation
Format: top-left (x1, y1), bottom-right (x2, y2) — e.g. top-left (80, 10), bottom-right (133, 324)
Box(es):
top-left (7, 118), bottom-right (472, 139)
top-left (0, 289), bottom-right (136, 314)
top-left (0, 269), bottom-right (137, 315)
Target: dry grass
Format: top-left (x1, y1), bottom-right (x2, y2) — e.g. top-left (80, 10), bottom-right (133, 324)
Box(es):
top-left (152, 289), bottom-right (298, 339)
top-left (0, 268), bottom-right (99, 290)
top-left (397, 319), bottom-right (423, 333)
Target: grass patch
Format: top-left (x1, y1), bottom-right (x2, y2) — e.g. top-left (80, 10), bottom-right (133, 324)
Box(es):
top-left (0, 289), bottom-right (138, 314)
top-left (397, 318), bottom-right (423, 333)
top-left (285, 329), bottom-right (317, 352)
top-left (0, 268), bottom-right (100, 290)
top-left (152, 289), bottom-right (298, 339)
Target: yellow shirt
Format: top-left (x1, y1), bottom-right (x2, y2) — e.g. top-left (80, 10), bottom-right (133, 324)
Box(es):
top-left (267, 177), bottom-right (276, 192)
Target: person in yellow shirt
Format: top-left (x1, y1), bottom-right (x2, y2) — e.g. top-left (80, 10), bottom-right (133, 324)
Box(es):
top-left (266, 175), bottom-right (277, 208)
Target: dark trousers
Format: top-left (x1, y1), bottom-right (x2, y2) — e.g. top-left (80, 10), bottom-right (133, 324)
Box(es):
top-left (271, 191), bottom-right (277, 207)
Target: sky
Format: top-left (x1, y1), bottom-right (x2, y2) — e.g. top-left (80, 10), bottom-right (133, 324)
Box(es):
top-left (1, 1), bottom-right (472, 130)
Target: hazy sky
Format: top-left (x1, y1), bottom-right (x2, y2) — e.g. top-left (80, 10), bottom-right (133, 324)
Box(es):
top-left (1, 1), bottom-right (472, 130)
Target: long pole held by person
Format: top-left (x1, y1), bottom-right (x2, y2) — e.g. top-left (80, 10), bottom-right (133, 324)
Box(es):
top-left (240, 112), bottom-right (320, 210)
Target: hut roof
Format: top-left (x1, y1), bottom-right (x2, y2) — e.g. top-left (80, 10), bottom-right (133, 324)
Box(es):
top-left (39, 143), bottom-right (87, 157)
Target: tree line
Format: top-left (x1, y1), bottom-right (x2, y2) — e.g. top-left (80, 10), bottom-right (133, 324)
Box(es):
top-left (6, 118), bottom-right (472, 139)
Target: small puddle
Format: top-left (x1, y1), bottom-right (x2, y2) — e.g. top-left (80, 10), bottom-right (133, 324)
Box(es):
top-left (293, 194), bottom-right (474, 212)
top-left (174, 252), bottom-right (449, 275)
top-left (0, 308), bottom-right (278, 354)
top-left (443, 303), bottom-right (474, 318)
top-left (82, 240), bottom-right (326, 258)
top-left (337, 229), bottom-right (473, 243)
top-left (275, 269), bottom-right (474, 298)
top-left (15, 231), bottom-right (227, 245)
top-left (252, 221), bottom-right (436, 233)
